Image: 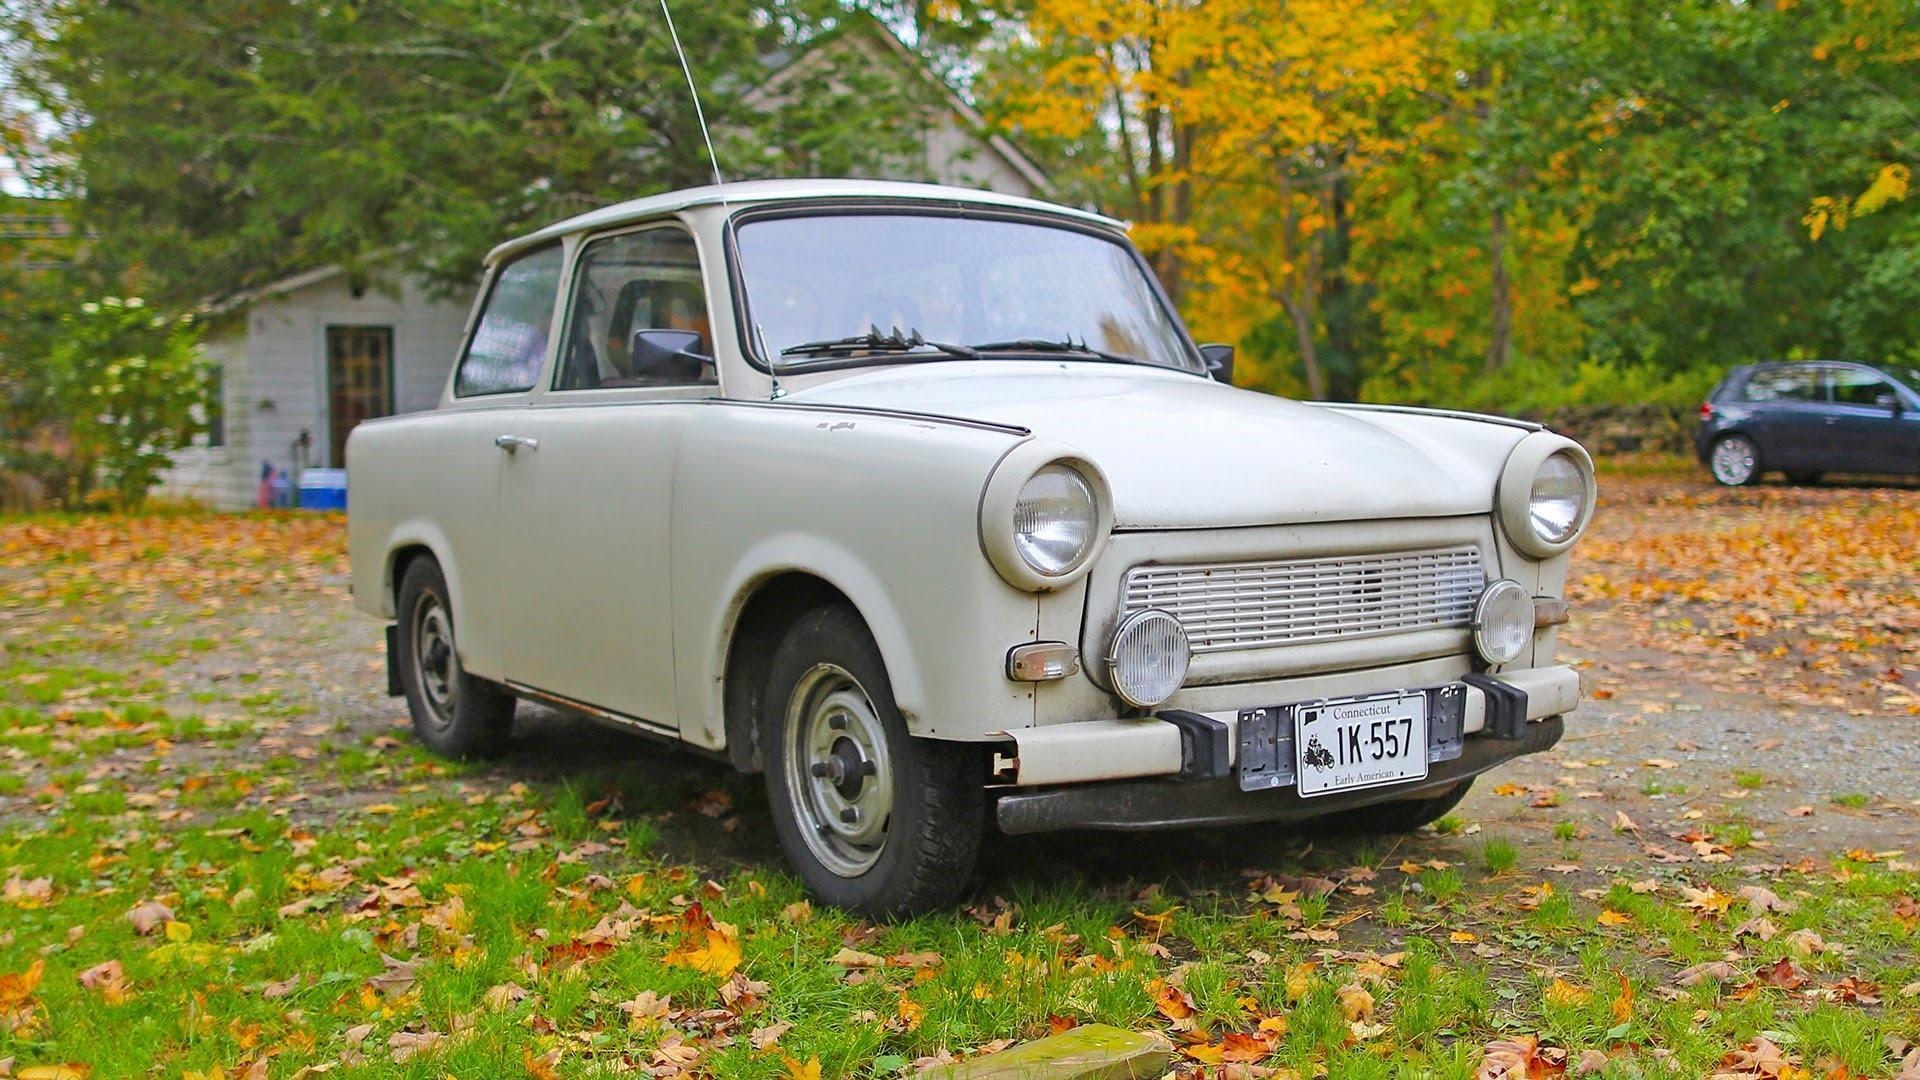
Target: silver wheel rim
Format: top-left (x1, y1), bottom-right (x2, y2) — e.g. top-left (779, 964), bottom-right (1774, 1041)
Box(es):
top-left (411, 591), bottom-right (457, 729)
top-left (783, 663), bottom-right (892, 877)
top-left (1711, 438), bottom-right (1755, 485)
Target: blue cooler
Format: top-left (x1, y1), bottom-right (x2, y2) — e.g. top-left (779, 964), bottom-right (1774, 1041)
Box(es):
top-left (298, 468), bottom-right (348, 510)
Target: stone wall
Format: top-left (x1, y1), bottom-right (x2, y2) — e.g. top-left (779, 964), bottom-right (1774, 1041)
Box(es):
top-left (1524, 403), bottom-right (1697, 457)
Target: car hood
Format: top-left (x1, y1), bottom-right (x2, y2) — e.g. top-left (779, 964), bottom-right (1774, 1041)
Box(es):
top-left (788, 361), bottom-right (1534, 530)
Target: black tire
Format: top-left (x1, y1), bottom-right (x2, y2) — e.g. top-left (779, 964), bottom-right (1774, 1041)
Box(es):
top-left (1707, 434), bottom-right (1760, 486)
top-left (1312, 778), bottom-right (1474, 834)
top-left (761, 605), bottom-right (985, 918)
top-left (395, 558), bottom-right (515, 760)
top-left (1785, 471), bottom-right (1821, 485)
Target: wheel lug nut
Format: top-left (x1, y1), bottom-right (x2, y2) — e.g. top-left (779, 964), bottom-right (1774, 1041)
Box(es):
top-left (828, 715), bottom-right (847, 730)
top-left (839, 807), bottom-right (858, 824)
top-left (810, 762), bottom-right (828, 777)
top-left (860, 761), bottom-right (877, 777)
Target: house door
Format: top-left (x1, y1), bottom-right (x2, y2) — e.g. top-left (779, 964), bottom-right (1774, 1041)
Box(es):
top-left (327, 326), bottom-right (394, 467)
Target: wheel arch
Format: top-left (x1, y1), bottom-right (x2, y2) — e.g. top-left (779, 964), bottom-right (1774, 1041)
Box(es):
top-left (717, 565), bottom-right (902, 774)
top-left (378, 522), bottom-right (466, 635)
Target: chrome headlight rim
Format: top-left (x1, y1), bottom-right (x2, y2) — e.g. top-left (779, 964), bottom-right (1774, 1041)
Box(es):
top-left (1472, 577), bottom-right (1534, 665)
top-left (1497, 434), bottom-right (1596, 559)
top-left (979, 442), bottom-right (1113, 593)
top-left (1106, 607), bottom-right (1191, 709)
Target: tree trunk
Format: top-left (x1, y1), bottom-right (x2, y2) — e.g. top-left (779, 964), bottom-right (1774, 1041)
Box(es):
top-left (1486, 204), bottom-right (1512, 375)
top-left (1282, 293), bottom-right (1324, 399)
top-left (1321, 154), bottom-right (1357, 398)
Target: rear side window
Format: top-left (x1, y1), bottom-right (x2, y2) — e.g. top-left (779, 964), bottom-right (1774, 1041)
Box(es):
top-left (1827, 367), bottom-right (1893, 406)
top-left (1740, 368), bottom-right (1817, 403)
top-left (455, 244), bottom-right (566, 397)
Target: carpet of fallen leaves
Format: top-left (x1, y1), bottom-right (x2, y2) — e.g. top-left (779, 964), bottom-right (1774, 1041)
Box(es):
top-left (1568, 474), bottom-right (1920, 715)
top-left (1, 474), bottom-right (1918, 1079)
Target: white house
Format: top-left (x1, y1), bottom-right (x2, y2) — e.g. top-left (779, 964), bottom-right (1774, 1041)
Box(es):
top-left (158, 19), bottom-right (1050, 508)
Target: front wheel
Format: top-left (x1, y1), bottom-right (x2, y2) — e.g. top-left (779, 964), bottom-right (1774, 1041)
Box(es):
top-left (762, 606), bottom-right (985, 918)
top-left (1708, 434), bottom-right (1760, 486)
top-left (395, 558), bottom-right (515, 760)
top-left (1312, 778), bottom-right (1474, 834)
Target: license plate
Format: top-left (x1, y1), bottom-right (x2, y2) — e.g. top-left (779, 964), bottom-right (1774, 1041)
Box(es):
top-left (1295, 691), bottom-right (1429, 797)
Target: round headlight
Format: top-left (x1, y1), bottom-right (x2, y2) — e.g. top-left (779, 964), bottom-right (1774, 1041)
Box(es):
top-left (1528, 451), bottom-right (1589, 546)
top-left (1013, 465), bottom-right (1097, 576)
top-left (1107, 609), bottom-right (1191, 709)
top-left (1472, 579), bottom-right (1533, 666)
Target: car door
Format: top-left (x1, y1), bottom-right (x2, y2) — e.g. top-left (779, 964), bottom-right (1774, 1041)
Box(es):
top-left (1821, 365), bottom-right (1920, 475)
top-left (495, 224), bottom-right (720, 729)
top-left (434, 241), bottom-right (568, 679)
top-left (1735, 365), bottom-right (1823, 470)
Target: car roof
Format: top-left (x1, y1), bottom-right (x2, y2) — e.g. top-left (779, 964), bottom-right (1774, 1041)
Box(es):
top-left (484, 179), bottom-right (1130, 268)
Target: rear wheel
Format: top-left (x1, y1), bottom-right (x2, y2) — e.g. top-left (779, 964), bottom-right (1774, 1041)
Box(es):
top-left (762, 605), bottom-right (985, 918)
top-left (396, 558), bottom-right (515, 760)
top-left (1313, 779), bottom-right (1474, 834)
top-left (1708, 434), bottom-right (1760, 486)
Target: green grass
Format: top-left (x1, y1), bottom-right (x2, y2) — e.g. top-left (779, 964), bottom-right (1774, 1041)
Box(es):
top-left (5, 510), bottom-right (1919, 1078)
top-left (1830, 792), bottom-right (1872, 808)
top-left (1478, 838), bottom-right (1519, 874)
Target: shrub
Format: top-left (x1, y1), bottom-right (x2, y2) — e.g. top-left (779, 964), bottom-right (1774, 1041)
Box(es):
top-left (46, 297), bottom-right (209, 509)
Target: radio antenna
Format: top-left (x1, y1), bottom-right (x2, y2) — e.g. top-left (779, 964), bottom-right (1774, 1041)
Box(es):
top-left (658, 0), bottom-right (785, 398)
top-left (659, 0), bottom-right (725, 191)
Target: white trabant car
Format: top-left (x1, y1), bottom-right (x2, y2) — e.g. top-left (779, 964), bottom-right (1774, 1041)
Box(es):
top-left (348, 179), bottom-right (1591, 916)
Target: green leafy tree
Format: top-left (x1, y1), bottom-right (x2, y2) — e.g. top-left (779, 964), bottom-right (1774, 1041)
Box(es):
top-left (46, 297), bottom-right (208, 508)
top-left (2, 0), bottom-right (943, 304)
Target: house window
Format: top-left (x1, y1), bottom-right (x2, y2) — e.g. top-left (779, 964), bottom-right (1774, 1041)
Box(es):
top-left (205, 363), bottom-right (225, 448)
top-left (327, 325), bottom-right (394, 467)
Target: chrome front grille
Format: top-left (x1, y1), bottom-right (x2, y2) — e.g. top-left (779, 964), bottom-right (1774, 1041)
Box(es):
top-left (1122, 546), bottom-right (1486, 654)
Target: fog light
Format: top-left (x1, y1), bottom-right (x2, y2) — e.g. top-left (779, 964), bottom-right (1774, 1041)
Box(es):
top-left (1473, 579), bottom-right (1533, 665)
top-left (1107, 609), bottom-right (1190, 708)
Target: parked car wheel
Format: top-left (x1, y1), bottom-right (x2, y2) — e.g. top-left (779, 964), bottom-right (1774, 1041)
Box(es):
top-left (1708, 434), bottom-right (1760, 486)
top-left (1313, 779), bottom-right (1474, 834)
top-left (396, 558), bottom-right (515, 760)
top-left (762, 605), bottom-right (985, 918)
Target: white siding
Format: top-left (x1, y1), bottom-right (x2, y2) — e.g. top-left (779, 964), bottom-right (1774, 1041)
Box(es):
top-left (155, 330), bottom-right (250, 508)
top-left (163, 272), bottom-right (476, 509)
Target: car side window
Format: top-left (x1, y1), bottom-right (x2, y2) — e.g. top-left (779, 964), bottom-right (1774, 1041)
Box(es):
top-left (555, 226), bottom-right (716, 391)
top-left (1827, 367), bottom-right (1893, 407)
top-left (454, 244), bottom-right (566, 397)
top-left (1741, 368), bottom-right (1816, 403)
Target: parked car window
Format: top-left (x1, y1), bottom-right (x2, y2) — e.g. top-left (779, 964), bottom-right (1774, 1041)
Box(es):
top-left (454, 244), bottom-right (565, 397)
top-left (1826, 366), bottom-right (1895, 406)
top-left (556, 227), bottom-right (715, 390)
top-left (1740, 367), bottom-right (1817, 403)
top-left (735, 212), bottom-right (1200, 372)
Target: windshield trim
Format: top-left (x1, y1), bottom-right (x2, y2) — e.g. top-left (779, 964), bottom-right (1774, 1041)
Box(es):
top-left (722, 199), bottom-right (1207, 378)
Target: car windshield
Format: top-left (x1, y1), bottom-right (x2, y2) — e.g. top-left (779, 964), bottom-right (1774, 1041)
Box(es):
top-left (732, 211), bottom-right (1201, 372)
top-left (1890, 367), bottom-right (1920, 395)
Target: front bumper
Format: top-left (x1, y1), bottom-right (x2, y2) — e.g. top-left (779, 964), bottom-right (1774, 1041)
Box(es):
top-left (998, 663), bottom-right (1578, 788)
top-left (988, 663), bottom-right (1576, 833)
top-left (995, 713), bottom-right (1562, 833)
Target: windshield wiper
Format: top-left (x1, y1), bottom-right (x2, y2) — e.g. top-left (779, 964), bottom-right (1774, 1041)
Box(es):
top-left (779, 325), bottom-right (979, 362)
top-left (964, 337), bottom-right (1138, 364)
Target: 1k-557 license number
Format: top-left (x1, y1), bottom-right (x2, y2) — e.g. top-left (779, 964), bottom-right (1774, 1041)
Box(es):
top-left (1294, 691), bottom-right (1430, 797)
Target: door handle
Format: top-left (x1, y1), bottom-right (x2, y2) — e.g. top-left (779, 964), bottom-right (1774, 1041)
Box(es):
top-left (494, 434), bottom-right (539, 452)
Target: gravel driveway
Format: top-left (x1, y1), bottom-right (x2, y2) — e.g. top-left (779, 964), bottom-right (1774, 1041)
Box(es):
top-left (3, 469), bottom-right (1916, 891)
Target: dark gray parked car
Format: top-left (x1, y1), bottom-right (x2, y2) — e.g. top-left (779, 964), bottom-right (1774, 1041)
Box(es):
top-left (1695, 361), bottom-right (1920, 486)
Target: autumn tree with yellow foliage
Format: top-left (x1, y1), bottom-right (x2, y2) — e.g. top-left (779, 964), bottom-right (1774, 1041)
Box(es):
top-left (985, 0), bottom-right (1920, 406)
